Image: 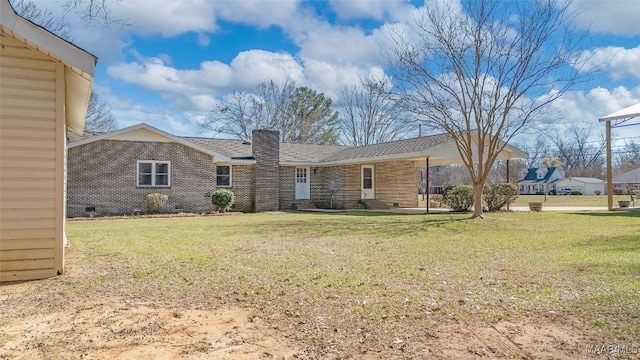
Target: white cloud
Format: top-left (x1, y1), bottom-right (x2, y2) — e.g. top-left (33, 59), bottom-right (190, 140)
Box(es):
top-left (578, 46), bottom-right (640, 80)
top-left (540, 86), bottom-right (640, 138)
top-left (213, 0), bottom-right (301, 28)
top-left (106, 49), bottom-right (307, 112)
top-left (108, 0), bottom-right (217, 37)
top-left (303, 60), bottom-right (381, 99)
top-left (228, 50), bottom-right (305, 89)
top-left (107, 55), bottom-right (232, 96)
top-left (328, 0), bottom-right (411, 21)
top-left (571, 0), bottom-right (640, 36)
top-left (297, 25), bottom-right (383, 66)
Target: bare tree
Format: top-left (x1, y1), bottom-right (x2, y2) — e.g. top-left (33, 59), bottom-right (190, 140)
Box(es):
top-left (548, 125), bottom-right (605, 178)
top-left (387, 0), bottom-right (591, 218)
top-left (62, 0), bottom-right (125, 26)
top-left (615, 139), bottom-right (640, 175)
top-left (205, 80), bottom-right (339, 144)
top-left (337, 77), bottom-right (413, 146)
top-left (85, 92), bottom-right (117, 132)
top-left (10, 0), bottom-right (71, 39)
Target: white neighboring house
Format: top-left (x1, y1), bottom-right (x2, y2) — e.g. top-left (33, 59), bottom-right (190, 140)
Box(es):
top-left (555, 177), bottom-right (606, 195)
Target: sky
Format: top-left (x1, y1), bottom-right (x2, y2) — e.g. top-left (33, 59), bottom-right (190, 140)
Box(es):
top-left (20, 0), bottom-right (640, 144)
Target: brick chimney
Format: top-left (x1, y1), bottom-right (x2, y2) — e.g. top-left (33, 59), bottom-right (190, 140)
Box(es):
top-left (252, 129), bottom-right (280, 211)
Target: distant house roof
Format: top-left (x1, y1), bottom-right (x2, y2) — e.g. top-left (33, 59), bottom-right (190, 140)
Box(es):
top-left (69, 123), bottom-right (528, 166)
top-left (560, 177), bottom-right (604, 184)
top-left (1, 0), bottom-right (96, 134)
top-left (613, 167), bottom-right (640, 184)
top-left (518, 167), bottom-right (562, 184)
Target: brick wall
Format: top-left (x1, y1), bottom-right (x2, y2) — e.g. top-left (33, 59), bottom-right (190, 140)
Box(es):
top-left (67, 140), bottom-right (216, 217)
top-left (228, 165), bottom-right (255, 212)
top-left (253, 130), bottom-right (279, 211)
top-left (375, 160), bottom-right (419, 208)
top-left (308, 165), bottom-right (360, 209)
top-left (309, 161), bottom-right (418, 209)
top-left (279, 166), bottom-right (296, 210)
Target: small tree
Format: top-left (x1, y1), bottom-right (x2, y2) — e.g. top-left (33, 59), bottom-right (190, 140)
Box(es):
top-left (211, 189), bottom-right (235, 213)
top-left (388, 0), bottom-right (592, 218)
top-left (143, 193), bottom-right (168, 214)
top-left (483, 183), bottom-right (518, 212)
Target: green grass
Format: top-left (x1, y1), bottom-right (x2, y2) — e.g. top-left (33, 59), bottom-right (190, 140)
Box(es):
top-left (64, 211), bottom-right (640, 356)
top-left (419, 194), bottom-right (635, 207)
top-left (510, 194), bottom-right (634, 207)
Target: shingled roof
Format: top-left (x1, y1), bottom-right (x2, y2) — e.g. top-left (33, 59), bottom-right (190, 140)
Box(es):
top-left (69, 123), bottom-right (527, 165)
top-left (613, 167), bottom-right (640, 184)
top-left (519, 167), bottom-right (562, 183)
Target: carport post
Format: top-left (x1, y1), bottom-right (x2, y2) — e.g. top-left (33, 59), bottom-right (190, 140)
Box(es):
top-left (606, 121), bottom-right (613, 210)
top-left (506, 160), bottom-right (510, 211)
top-left (426, 157), bottom-right (430, 214)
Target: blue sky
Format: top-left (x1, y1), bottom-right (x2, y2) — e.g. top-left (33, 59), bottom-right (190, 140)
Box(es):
top-left (26, 0), bottom-right (640, 141)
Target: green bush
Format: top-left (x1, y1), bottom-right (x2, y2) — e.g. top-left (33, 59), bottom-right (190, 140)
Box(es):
top-left (211, 188), bottom-right (235, 212)
top-left (443, 185), bottom-right (474, 212)
top-left (483, 183), bottom-right (518, 212)
top-left (569, 189), bottom-right (583, 195)
top-left (143, 193), bottom-right (168, 214)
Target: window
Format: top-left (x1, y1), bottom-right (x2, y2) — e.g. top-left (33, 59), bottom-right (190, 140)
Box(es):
top-left (296, 167), bottom-right (307, 184)
top-left (137, 161), bottom-right (170, 187)
top-left (216, 165), bottom-right (231, 187)
top-left (363, 167), bottom-right (373, 189)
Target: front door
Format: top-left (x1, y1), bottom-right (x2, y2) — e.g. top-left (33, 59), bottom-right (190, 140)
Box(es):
top-left (361, 165), bottom-right (374, 199)
top-left (295, 167), bottom-right (310, 199)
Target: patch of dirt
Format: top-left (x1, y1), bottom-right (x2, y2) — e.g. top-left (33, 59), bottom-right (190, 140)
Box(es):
top-left (0, 244), bottom-right (617, 360)
top-left (0, 297), bottom-right (300, 359)
top-left (0, 284), bottom-right (609, 360)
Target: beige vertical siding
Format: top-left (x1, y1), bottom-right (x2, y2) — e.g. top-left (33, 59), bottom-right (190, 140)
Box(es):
top-left (0, 34), bottom-right (63, 281)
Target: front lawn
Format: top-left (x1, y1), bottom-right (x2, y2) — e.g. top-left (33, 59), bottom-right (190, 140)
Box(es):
top-left (2, 211), bottom-right (639, 358)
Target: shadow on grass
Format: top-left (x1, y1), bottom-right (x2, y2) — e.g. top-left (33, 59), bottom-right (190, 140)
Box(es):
top-left (575, 234), bottom-right (640, 252)
top-left (568, 210), bottom-right (640, 218)
top-left (298, 210), bottom-right (472, 228)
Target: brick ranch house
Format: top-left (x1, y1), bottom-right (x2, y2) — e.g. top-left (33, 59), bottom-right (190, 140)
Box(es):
top-left (67, 123), bottom-right (527, 216)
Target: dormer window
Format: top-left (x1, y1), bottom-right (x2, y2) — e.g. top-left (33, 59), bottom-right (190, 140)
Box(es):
top-left (537, 168), bottom-right (547, 179)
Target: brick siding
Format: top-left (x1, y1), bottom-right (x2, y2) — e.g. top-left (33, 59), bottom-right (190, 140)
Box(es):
top-left (279, 166), bottom-right (296, 210)
top-left (68, 138), bottom-right (418, 216)
top-left (227, 165), bottom-right (255, 212)
top-left (68, 140), bottom-right (216, 217)
top-left (375, 161), bottom-right (419, 208)
top-left (253, 130), bottom-right (279, 211)
top-left (290, 161), bottom-right (417, 210)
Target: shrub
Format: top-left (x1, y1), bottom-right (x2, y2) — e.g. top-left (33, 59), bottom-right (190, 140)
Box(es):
top-left (594, 190), bottom-right (601, 195)
top-left (429, 194), bottom-right (444, 208)
top-left (443, 185), bottom-right (474, 212)
top-left (211, 189), bottom-right (235, 212)
top-left (569, 189), bottom-right (583, 195)
top-left (613, 188), bottom-right (624, 195)
top-left (143, 193), bottom-right (168, 214)
top-left (483, 183), bottom-right (519, 212)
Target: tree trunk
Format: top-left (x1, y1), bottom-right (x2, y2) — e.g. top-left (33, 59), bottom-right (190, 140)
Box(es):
top-left (471, 182), bottom-right (485, 219)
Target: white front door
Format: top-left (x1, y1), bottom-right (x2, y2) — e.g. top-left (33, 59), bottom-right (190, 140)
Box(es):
top-left (295, 167), bottom-right (310, 199)
top-left (361, 165), bottom-right (374, 199)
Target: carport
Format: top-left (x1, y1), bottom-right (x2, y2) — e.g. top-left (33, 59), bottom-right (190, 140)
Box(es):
top-left (599, 102), bottom-right (640, 210)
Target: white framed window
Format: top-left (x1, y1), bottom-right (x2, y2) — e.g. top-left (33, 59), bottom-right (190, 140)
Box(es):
top-left (296, 167), bottom-right (307, 184)
top-left (137, 160), bottom-right (170, 187)
top-left (216, 165), bottom-right (232, 187)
